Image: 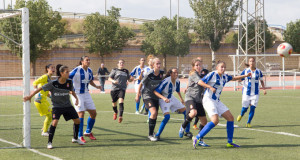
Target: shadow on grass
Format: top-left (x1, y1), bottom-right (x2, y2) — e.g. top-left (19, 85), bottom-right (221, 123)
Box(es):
top-left (240, 144), bottom-right (300, 148)
top-left (251, 124), bottom-right (300, 128)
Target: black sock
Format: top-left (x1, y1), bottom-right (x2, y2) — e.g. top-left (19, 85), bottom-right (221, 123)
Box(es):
top-left (48, 125), bottom-right (56, 143)
top-left (182, 115), bottom-right (193, 129)
top-left (149, 118), bottom-right (157, 136)
top-left (73, 123), bottom-right (79, 140)
top-left (119, 103), bottom-right (124, 117)
top-left (113, 106), bottom-right (118, 114)
top-left (199, 124), bottom-right (205, 131)
top-left (194, 116), bottom-right (199, 125)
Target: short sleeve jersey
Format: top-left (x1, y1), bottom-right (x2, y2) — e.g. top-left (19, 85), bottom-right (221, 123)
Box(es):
top-left (32, 74), bottom-right (51, 100)
top-left (241, 68), bottom-right (263, 96)
top-left (130, 65), bottom-right (146, 85)
top-left (155, 77), bottom-right (180, 99)
top-left (141, 69), bottom-right (164, 100)
top-left (109, 68), bottom-right (130, 91)
top-left (69, 66), bottom-right (94, 94)
top-left (42, 79), bottom-right (74, 108)
top-left (202, 71), bottom-right (233, 101)
top-left (185, 72), bottom-right (205, 103)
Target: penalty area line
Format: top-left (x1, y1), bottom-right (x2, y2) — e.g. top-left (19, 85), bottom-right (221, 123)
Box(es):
top-left (0, 138), bottom-right (62, 160)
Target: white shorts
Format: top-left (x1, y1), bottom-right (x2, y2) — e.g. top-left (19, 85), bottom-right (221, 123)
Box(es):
top-left (202, 96), bottom-right (229, 118)
top-left (134, 83), bottom-right (140, 93)
top-left (242, 95), bottom-right (259, 108)
top-left (159, 95), bottom-right (185, 114)
top-left (72, 92), bottom-right (96, 112)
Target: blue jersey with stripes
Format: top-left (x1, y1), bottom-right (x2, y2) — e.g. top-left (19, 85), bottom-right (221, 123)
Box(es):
top-left (130, 65), bottom-right (146, 85)
top-left (240, 68), bottom-right (263, 96)
top-left (155, 77), bottom-right (180, 99)
top-left (69, 66), bottom-right (94, 94)
top-left (202, 71), bottom-right (233, 101)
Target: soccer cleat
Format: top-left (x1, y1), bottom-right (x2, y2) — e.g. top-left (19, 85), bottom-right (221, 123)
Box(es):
top-left (143, 111), bottom-right (148, 115)
top-left (193, 124), bottom-right (199, 130)
top-left (47, 142), bottom-right (53, 149)
top-left (155, 135), bottom-right (161, 141)
top-left (118, 117), bottom-right (123, 123)
top-left (41, 131), bottom-right (49, 137)
top-left (227, 142), bottom-right (240, 148)
top-left (237, 115), bottom-right (242, 122)
top-left (148, 135), bottom-right (158, 142)
top-left (100, 91), bottom-right (105, 94)
top-left (184, 132), bottom-right (193, 138)
top-left (246, 123), bottom-right (251, 128)
top-left (179, 126), bottom-right (184, 138)
top-left (198, 140), bottom-right (210, 147)
top-left (135, 111), bottom-right (140, 114)
top-left (192, 136), bottom-right (199, 149)
top-left (113, 113), bottom-right (117, 120)
top-left (79, 136), bottom-right (86, 143)
top-left (84, 132), bottom-right (96, 140)
top-left (72, 138), bottom-right (85, 145)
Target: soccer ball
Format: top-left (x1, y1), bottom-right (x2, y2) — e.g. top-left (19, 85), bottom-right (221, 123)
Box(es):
top-left (277, 42), bottom-right (293, 58)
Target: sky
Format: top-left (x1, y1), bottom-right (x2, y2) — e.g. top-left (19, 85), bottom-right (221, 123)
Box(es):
top-left (2, 0), bottom-right (300, 27)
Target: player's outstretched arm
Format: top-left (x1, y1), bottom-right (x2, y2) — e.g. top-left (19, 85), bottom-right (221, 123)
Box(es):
top-left (260, 80), bottom-right (267, 95)
top-left (135, 83), bottom-right (143, 102)
top-left (176, 91), bottom-right (184, 104)
top-left (108, 77), bottom-right (118, 84)
top-left (23, 87), bottom-right (43, 102)
top-left (198, 80), bottom-right (216, 93)
top-left (232, 72), bottom-right (251, 81)
top-left (71, 91), bottom-right (79, 106)
top-left (154, 90), bottom-right (169, 103)
top-left (90, 80), bottom-right (101, 90)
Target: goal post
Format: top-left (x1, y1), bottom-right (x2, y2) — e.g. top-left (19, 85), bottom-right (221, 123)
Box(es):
top-left (21, 7), bottom-right (31, 148)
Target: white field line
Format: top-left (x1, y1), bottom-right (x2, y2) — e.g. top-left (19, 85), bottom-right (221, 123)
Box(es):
top-left (0, 138), bottom-right (63, 160)
top-left (110, 111), bottom-right (300, 138)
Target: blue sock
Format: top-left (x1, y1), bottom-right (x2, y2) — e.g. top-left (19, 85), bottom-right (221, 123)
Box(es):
top-left (148, 110), bottom-right (151, 119)
top-left (196, 121), bottom-right (215, 139)
top-left (86, 117), bottom-right (95, 133)
top-left (227, 121), bottom-right (234, 143)
top-left (241, 107), bottom-right (248, 116)
top-left (145, 106), bottom-right (149, 112)
top-left (247, 106), bottom-right (256, 124)
top-left (79, 118), bottom-right (84, 137)
top-left (155, 114), bottom-right (170, 137)
top-left (136, 100), bottom-right (140, 112)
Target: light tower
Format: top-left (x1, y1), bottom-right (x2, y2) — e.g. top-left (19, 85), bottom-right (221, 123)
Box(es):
top-left (237, 0), bottom-right (266, 72)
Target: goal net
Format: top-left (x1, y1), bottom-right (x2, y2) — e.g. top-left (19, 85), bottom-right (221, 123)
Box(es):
top-left (0, 8), bottom-right (30, 148)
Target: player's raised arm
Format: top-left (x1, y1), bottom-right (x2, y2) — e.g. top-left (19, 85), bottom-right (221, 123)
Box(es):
top-left (23, 87), bottom-right (43, 102)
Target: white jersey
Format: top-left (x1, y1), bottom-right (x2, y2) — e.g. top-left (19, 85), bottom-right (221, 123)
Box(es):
top-left (202, 71), bottom-right (233, 101)
top-left (143, 66), bottom-right (152, 77)
top-left (155, 77), bottom-right (180, 99)
top-left (69, 66), bottom-right (94, 94)
top-left (130, 65), bottom-right (147, 85)
top-left (241, 68), bottom-right (263, 96)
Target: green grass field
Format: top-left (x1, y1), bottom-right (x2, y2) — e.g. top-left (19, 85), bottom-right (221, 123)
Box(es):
top-left (1, 90), bottom-right (300, 160)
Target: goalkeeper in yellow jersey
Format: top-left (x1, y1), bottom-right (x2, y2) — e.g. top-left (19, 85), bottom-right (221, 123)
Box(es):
top-left (32, 64), bottom-right (55, 136)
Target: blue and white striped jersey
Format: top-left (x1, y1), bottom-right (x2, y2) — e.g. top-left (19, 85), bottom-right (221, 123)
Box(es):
top-left (240, 68), bottom-right (263, 96)
top-left (143, 66), bottom-right (152, 77)
top-left (202, 71), bottom-right (233, 101)
top-left (130, 65), bottom-right (146, 85)
top-left (155, 77), bottom-right (180, 99)
top-left (69, 66), bottom-right (94, 94)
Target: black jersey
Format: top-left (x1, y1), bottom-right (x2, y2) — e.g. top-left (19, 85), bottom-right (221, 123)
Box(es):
top-left (141, 69), bottom-right (164, 100)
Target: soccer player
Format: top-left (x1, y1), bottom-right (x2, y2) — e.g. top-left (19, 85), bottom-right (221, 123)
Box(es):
top-left (136, 57), bottom-right (164, 141)
top-left (24, 65), bottom-right (84, 149)
top-left (193, 61), bottom-right (251, 148)
top-left (192, 68), bottom-right (209, 130)
top-left (108, 59), bottom-right (133, 123)
top-left (153, 68), bottom-right (187, 140)
top-left (69, 56), bottom-right (101, 143)
top-left (32, 64), bottom-right (55, 136)
top-left (130, 58), bottom-right (146, 114)
top-left (179, 59), bottom-right (207, 139)
top-left (236, 57), bottom-right (266, 127)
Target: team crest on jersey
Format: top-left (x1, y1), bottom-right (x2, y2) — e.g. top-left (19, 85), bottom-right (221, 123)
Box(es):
top-left (190, 104), bottom-right (193, 109)
top-left (67, 83), bottom-right (69, 87)
top-left (53, 114), bottom-right (55, 119)
top-left (160, 74), bottom-right (163, 78)
top-left (148, 103), bottom-right (151, 107)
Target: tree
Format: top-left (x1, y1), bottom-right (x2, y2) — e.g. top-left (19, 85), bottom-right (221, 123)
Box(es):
top-left (141, 16), bottom-right (192, 70)
top-left (189, 0), bottom-right (238, 69)
top-left (83, 7), bottom-right (135, 61)
top-left (8, 0), bottom-right (65, 75)
top-left (232, 19), bottom-right (276, 52)
top-left (284, 19), bottom-right (300, 52)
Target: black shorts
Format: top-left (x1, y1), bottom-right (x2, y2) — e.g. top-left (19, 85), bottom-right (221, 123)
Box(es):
top-left (52, 106), bottom-right (79, 121)
top-left (185, 100), bottom-right (206, 117)
top-left (110, 90), bottom-right (126, 102)
top-left (143, 98), bottom-right (159, 110)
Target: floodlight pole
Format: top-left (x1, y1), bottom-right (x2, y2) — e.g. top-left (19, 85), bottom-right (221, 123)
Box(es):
top-left (176, 0), bottom-right (179, 69)
top-left (105, 0), bottom-right (107, 16)
top-left (170, 0), bottom-right (172, 19)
